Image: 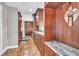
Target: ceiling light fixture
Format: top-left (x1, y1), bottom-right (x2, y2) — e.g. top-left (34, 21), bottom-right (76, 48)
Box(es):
top-left (29, 9), bottom-right (32, 12)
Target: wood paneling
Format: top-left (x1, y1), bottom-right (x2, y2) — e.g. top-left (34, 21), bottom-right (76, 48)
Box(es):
top-left (18, 12), bottom-right (22, 45)
top-left (44, 2), bottom-right (79, 56)
top-left (33, 2), bottom-right (79, 56)
top-left (45, 2), bottom-right (65, 8)
top-left (56, 2), bottom-right (79, 49)
top-left (44, 7), bottom-right (56, 41)
top-left (33, 14), bottom-right (37, 31)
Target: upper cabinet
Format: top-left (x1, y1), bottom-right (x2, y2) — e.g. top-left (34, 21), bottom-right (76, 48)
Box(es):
top-left (44, 5), bottom-right (56, 41)
top-left (33, 8), bottom-right (44, 31)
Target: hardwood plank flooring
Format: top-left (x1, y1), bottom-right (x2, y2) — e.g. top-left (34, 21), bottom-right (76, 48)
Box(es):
top-left (2, 36), bottom-right (41, 56)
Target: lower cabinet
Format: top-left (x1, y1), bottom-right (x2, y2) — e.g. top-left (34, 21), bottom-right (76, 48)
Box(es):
top-left (44, 44), bottom-right (58, 56)
top-left (33, 32), bottom-right (58, 56)
top-left (33, 33), bottom-right (44, 56)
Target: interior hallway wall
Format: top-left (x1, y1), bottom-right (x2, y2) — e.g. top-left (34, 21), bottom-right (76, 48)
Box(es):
top-left (0, 3), bottom-right (3, 50)
top-left (0, 3), bottom-right (18, 55)
top-left (7, 7), bottom-right (18, 46)
top-left (0, 3), bottom-right (8, 50)
top-left (2, 3), bottom-right (8, 49)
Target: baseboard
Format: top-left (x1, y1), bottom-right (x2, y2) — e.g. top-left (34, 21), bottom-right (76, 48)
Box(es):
top-left (0, 45), bottom-right (18, 56)
top-left (0, 47), bottom-right (8, 56)
top-left (7, 45), bottom-right (18, 49)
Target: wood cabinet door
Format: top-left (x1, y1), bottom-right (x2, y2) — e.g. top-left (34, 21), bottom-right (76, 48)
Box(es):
top-left (38, 36), bottom-right (44, 56)
top-left (33, 33), bottom-right (44, 56)
top-left (44, 7), bottom-right (56, 41)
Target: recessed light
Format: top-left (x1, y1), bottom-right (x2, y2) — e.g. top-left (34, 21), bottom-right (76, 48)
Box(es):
top-left (29, 9), bottom-right (32, 12)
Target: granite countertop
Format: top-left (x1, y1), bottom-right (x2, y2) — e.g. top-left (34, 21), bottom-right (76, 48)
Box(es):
top-left (33, 31), bottom-right (44, 35)
top-left (44, 41), bottom-right (79, 56)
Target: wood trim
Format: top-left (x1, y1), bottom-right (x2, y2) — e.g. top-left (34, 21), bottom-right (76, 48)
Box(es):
top-left (18, 11), bottom-right (22, 45)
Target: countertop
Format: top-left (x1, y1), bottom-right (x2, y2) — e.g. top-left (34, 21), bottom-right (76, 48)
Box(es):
top-left (44, 41), bottom-right (79, 56)
top-left (33, 31), bottom-right (44, 35)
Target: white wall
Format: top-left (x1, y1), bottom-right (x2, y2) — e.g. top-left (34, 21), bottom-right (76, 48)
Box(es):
top-left (0, 4), bottom-right (3, 50)
top-left (21, 21), bottom-right (25, 38)
top-left (21, 12), bottom-right (33, 21)
top-left (2, 3), bottom-right (8, 49)
top-left (0, 3), bottom-right (18, 55)
top-left (0, 3), bottom-right (18, 50)
top-left (25, 15), bottom-right (33, 21)
top-left (7, 7), bottom-right (18, 46)
top-left (0, 3), bottom-right (8, 50)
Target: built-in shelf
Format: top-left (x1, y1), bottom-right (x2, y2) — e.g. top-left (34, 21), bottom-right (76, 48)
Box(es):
top-left (45, 41), bottom-right (79, 56)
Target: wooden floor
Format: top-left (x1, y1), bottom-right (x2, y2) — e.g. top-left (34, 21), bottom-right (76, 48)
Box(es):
top-left (2, 36), bottom-right (41, 56)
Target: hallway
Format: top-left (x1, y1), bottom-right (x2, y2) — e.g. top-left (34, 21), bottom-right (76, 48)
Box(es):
top-left (1, 2), bottom-right (79, 56)
top-left (2, 36), bottom-right (41, 56)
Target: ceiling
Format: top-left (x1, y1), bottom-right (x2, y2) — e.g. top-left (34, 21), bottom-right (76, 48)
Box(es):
top-left (5, 2), bottom-right (44, 15)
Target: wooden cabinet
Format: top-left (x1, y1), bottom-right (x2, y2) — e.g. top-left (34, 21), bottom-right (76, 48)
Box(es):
top-left (33, 8), bottom-right (44, 56)
top-left (18, 12), bottom-right (22, 45)
top-left (36, 8), bottom-right (43, 27)
top-left (55, 2), bottom-right (79, 49)
top-left (44, 44), bottom-right (58, 56)
top-left (25, 21), bottom-right (33, 35)
top-left (33, 6), bottom-right (57, 56)
top-left (33, 14), bottom-right (37, 31)
top-left (33, 33), bottom-right (44, 56)
top-left (44, 7), bottom-right (56, 41)
top-left (33, 2), bottom-right (79, 56)
top-left (44, 2), bottom-right (79, 55)
top-left (33, 8), bottom-right (43, 31)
